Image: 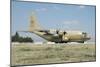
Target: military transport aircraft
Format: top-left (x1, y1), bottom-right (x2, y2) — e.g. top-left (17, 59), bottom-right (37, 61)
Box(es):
top-left (19, 13), bottom-right (90, 43)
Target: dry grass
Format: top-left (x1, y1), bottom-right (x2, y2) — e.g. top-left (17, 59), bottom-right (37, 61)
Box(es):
top-left (11, 43), bottom-right (96, 66)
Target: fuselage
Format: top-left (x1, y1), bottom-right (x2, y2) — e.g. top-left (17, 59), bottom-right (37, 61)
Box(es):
top-left (31, 30), bottom-right (90, 43)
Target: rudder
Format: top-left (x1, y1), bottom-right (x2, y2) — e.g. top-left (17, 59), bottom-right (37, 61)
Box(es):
top-left (29, 12), bottom-right (41, 31)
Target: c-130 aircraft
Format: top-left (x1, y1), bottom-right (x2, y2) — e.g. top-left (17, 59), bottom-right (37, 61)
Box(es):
top-left (20, 12), bottom-right (90, 43)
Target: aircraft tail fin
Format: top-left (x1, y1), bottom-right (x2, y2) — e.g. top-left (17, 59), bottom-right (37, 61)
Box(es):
top-left (29, 12), bottom-right (42, 32)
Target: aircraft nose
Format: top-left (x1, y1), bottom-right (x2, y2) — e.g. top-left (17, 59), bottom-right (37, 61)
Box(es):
top-left (86, 35), bottom-right (91, 40)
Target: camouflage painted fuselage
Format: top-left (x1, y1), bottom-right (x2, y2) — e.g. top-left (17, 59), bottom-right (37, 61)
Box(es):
top-left (31, 30), bottom-right (90, 43)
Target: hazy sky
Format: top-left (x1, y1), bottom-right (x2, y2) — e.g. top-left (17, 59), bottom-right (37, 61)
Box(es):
top-left (11, 0), bottom-right (96, 42)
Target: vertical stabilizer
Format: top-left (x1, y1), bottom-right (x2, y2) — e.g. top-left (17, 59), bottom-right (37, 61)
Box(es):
top-left (29, 12), bottom-right (41, 31)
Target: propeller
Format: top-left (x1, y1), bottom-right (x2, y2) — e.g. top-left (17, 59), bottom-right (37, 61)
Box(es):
top-left (63, 31), bottom-right (67, 35)
top-left (56, 30), bottom-right (59, 34)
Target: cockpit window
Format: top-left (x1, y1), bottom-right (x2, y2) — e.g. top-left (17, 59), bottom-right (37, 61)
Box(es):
top-left (82, 32), bottom-right (87, 37)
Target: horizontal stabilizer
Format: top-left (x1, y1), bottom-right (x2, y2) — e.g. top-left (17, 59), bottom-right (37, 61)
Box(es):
top-left (17, 31), bottom-right (33, 33)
